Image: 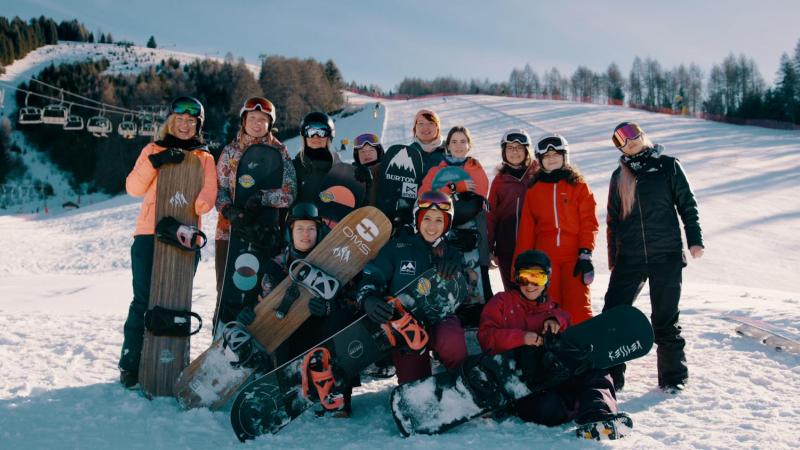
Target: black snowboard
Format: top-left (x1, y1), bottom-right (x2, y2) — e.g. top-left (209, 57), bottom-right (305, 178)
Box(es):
top-left (213, 144), bottom-right (284, 335)
top-left (230, 268), bottom-right (468, 441)
top-left (315, 163), bottom-right (366, 226)
top-left (375, 144), bottom-right (423, 223)
top-left (390, 305), bottom-right (654, 436)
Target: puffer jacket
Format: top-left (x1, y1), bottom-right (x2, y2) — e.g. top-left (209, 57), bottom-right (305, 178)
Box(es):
top-left (487, 164), bottom-right (535, 259)
top-left (607, 153), bottom-right (703, 268)
top-left (126, 142), bottom-right (217, 236)
top-left (478, 289), bottom-right (571, 355)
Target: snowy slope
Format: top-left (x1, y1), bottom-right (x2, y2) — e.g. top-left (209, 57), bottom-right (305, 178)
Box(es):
top-left (0, 94), bottom-right (799, 449)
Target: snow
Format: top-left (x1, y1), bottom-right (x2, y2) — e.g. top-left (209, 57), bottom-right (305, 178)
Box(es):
top-left (1, 48), bottom-right (800, 449)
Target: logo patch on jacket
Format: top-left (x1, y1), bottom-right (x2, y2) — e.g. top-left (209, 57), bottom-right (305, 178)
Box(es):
top-left (400, 260), bottom-right (416, 275)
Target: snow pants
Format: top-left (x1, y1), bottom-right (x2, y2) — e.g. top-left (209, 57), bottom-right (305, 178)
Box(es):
top-left (514, 369), bottom-right (618, 426)
top-left (118, 235), bottom-right (199, 372)
top-left (537, 236), bottom-right (593, 325)
top-left (393, 315), bottom-right (467, 384)
top-left (603, 254), bottom-right (687, 388)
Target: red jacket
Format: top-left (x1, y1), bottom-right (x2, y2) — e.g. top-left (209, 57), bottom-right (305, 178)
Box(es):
top-left (478, 290), bottom-right (572, 355)
top-left (487, 164), bottom-right (534, 258)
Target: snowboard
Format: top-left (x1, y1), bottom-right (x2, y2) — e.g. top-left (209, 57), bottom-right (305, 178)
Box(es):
top-left (213, 144), bottom-right (284, 335)
top-left (315, 163), bottom-right (366, 227)
top-left (431, 166), bottom-right (488, 305)
top-left (723, 315), bottom-right (800, 354)
top-left (174, 206), bottom-right (391, 410)
top-left (390, 305), bottom-right (654, 436)
top-left (138, 151), bottom-right (204, 398)
top-left (230, 268), bottom-right (468, 441)
top-left (375, 144), bottom-right (423, 224)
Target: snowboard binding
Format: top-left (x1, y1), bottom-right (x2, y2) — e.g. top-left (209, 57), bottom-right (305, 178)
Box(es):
top-left (575, 413), bottom-right (633, 440)
top-left (221, 321), bottom-right (273, 371)
top-left (301, 347), bottom-right (345, 411)
top-left (289, 259), bottom-right (341, 300)
top-left (143, 305), bottom-right (202, 337)
top-left (381, 297), bottom-right (429, 352)
top-left (155, 216), bottom-right (207, 251)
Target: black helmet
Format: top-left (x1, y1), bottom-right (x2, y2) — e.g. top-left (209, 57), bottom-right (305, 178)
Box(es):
top-left (514, 249), bottom-right (552, 300)
top-left (170, 96), bottom-right (205, 133)
top-left (285, 202), bottom-right (324, 245)
top-left (300, 111), bottom-right (335, 139)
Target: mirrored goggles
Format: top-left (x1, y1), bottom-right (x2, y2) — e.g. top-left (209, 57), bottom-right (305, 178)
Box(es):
top-left (354, 133), bottom-right (380, 149)
top-left (535, 136), bottom-right (567, 155)
top-left (612, 123), bottom-right (643, 148)
top-left (241, 97), bottom-right (274, 116)
top-left (502, 132), bottom-right (530, 146)
top-left (303, 125), bottom-right (330, 138)
top-left (172, 100), bottom-right (202, 117)
top-left (516, 268), bottom-right (549, 287)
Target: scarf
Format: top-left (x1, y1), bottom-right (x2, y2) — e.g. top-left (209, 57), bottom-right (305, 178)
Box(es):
top-left (620, 144), bottom-right (664, 175)
top-left (415, 136), bottom-right (444, 153)
top-left (156, 134), bottom-right (207, 151)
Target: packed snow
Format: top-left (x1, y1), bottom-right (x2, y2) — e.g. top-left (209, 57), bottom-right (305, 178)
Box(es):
top-left (1, 50), bottom-right (800, 450)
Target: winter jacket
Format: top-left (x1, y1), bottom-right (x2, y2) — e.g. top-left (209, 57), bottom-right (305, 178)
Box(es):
top-left (478, 290), bottom-right (571, 355)
top-left (126, 142), bottom-right (217, 236)
top-left (215, 133), bottom-right (296, 241)
top-left (293, 146), bottom-right (341, 204)
top-left (606, 154), bottom-right (703, 268)
top-left (513, 173), bottom-right (598, 265)
top-left (420, 157), bottom-right (489, 198)
top-left (487, 164), bottom-right (535, 259)
top-left (408, 141), bottom-right (445, 179)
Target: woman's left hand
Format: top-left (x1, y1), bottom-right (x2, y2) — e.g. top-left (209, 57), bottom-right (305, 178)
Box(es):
top-left (542, 318), bottom-right (561, 334)
top-left (689, 245), bottom-right (704, 259)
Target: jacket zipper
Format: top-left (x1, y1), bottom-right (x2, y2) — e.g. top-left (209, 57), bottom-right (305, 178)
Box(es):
top-left (636, 188), bottom-right (648, 264)
top-left (552, 184), bottom-right (561, 247)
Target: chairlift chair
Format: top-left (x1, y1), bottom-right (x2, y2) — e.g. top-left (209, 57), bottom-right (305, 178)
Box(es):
top-left (118, 114), bottom-right (137, 139)
top-left (41, 104), bottom-right (69, 125)
top-left (86, 114), bottom-right (112, 137)
top-left (63, 114), bottom-right (84, 131)
top-left (19, 107), bottom-right (43, 125)
top-left (138, 119), bottom-right (158, 137)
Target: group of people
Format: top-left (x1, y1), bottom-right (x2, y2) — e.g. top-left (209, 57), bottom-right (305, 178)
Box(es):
top-left (118, 94), bottom-right (704, 436)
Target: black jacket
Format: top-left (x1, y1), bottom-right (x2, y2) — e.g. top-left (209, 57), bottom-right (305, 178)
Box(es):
top-left (606, 154), bottom-right (703, 267)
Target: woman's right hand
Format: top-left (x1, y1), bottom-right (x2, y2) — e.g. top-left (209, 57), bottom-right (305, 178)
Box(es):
top-left (523, 332), bottom-right (543, 347)
top-left (489, 254), bottom-right (499, 269)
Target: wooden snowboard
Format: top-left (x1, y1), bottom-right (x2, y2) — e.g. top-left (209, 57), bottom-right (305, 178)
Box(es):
top-left (174, 206), bottom-right (391, 409)
top-left (138, 151), bottom-right (204, 398)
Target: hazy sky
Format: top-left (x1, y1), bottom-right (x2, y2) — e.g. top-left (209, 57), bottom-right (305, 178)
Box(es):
top-left (6, 0), bottom-right (800, 89)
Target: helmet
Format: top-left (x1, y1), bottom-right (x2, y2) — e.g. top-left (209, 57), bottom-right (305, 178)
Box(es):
top-left (500, 129), bottom-right (531, 165)
top-left (534, 133), bottom-right (570, 165)
top-left (352, 132), bottom-right (384, 164)
top-left (413, 191), bottom-right (454, 233)
top-left (513, 249), bottom-right (552, 299)
top-left (170, 96), bottom-right (205, 133)
top-left (240, 97), bottom-right (276, 129)
top-left (300, 111), bottom-right (335, 139)
top-left (285, 202), bottom-right (324, 245)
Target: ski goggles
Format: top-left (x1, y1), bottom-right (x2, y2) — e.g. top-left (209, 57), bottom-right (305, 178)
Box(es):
top-left (501, 131), bottom-right (530, 146)
top-left (240, 97), bottom-right (274, 117)
top-left (535, 136), bottom-right (568, 155)
top-left (516, 268), bottom-right (549, 287)
top-left (171, 99), bottom-right (202, 117)
top-left (417, 199), bottom-right (452, 212)
top-left (303, 124), bottom-right (330, 138)
top-left (612, 123), bottom-right (643, 148)
top-left (354, 133), bottom-right (380, 149)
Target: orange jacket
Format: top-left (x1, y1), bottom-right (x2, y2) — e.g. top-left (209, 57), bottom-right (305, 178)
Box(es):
top-left (126, 142), bottom-right (217, 236)
top-left (513, 178), bottom-right (598, 264)
top-left (420, 157), bottom-right (489, 198)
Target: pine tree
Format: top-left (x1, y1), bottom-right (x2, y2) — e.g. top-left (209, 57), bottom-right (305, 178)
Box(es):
top-left (146, 35), bottom-right (156, 48)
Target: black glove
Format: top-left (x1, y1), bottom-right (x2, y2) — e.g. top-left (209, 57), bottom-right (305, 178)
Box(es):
top-left (354, 164), bottom-right (373, 184)
top-left (221, 205), bottom-right (249, 229)
top-left (148, 148), bottom-right (185, 169)
top-left (436, 244), bottom-right (461, 279)
top-left (393, 199), bottom-right (413, 226)
top-left (308, 296), bottom-right (334, 317)
top-left (244, 195), bottom-right (264, 217)
top-left (573, 248), bottom-right (595, 285)
top-left (236, 305), bottom-right (257, 327)
top-left (362, 295), bottom-right (394, 324)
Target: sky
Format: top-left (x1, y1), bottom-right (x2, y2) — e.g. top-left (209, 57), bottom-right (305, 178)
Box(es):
top-left (4, 0), bottom-right (800, 90)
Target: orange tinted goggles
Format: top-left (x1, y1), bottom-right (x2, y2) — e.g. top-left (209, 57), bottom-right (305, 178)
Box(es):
top-left (516, 268), bottom-right (548, 287)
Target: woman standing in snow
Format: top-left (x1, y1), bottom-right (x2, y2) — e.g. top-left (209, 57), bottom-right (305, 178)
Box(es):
top-left (603, 122), bottom-right (703, 393)
top-left (410, 109), bottom-right (446, 176)
top-left (213, 96), bottom-right (296, 332)
top-left (351, 132), bottom-right (384, 206)
top-left (487, 129), bottom-right (537, 291)
top-left (118, 96), bottom-right (218, 388)
top-left (513, 134), bottom-right (599, 325)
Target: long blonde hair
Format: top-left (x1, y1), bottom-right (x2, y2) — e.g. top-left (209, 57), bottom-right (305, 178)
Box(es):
top-left (156, 114), bottom-right (204, 142)
top-left (616, 134), bottom-right (654, 219)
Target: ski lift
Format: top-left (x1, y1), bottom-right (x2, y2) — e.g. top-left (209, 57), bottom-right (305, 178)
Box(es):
top-left (86, 109), bottom-right (112, 137)
top-left (63, 113), bottom-right (84, 131)
top-left (41, 89), bottom-right (69, 125)
top-left (138, 118), bottom-right (158, 137)
top-left (18, 93), bottom-right (42, 125)
top-left (118, 113), bottom-right (137, 139)
top-left (0, 88), bottom-right (4, 110)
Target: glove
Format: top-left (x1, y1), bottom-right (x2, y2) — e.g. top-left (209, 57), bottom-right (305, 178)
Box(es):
top-left (573, 248), bottom-right (595, 285)
top-left (308, 296), bottom-right (334, 317)
top-left (437, 244), bottom-right (461, 279)
top-left (244, 195), bottom-right (264, 217)
top-left (221, 205), bottom-right (249, 229)
top-left (393, 199), bottom-right (413, 226)
top-left (236, 305), bottom-right (257, 327)
top-left (354, 164), bottom-right (373, 184)
top-left (148, 148), bottom-right (185, 169)
top-left (362, 295), bottom-right (394, 324)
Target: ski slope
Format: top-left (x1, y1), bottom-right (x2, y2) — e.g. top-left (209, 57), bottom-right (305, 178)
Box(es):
top-left (1, 93), bottom-right (799, 449)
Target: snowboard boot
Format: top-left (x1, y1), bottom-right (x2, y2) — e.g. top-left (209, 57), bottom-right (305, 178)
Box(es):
top-left (575, 412), bottom-right (633, 440)
top-left (363, 357), bottom-right (396, 379)
top-left (660, 382), bottom-right (686, 395)
top-left (119, 370), bottom-right (138, 389)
